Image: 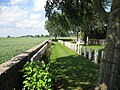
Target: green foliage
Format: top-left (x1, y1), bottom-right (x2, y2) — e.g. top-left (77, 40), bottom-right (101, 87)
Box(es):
top-left (45, 0), bottom-right (106, 41)
top-left (45, 12), bottom-right (70, 38)
top-left (0, 37), bottom-right (48, 64)
top-left (22, 61), bottom-right (52, 90)
top-left (45, 0), bottom-right (95, 27)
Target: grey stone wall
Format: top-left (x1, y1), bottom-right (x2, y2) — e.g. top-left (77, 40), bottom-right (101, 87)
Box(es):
top-left (0, 40), bottom-right (51, 90)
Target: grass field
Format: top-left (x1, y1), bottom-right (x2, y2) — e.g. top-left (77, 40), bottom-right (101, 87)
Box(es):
top-left (0, 37), bottom-right (49, 64)
top-left (50, 42), bottom-right (99, 90)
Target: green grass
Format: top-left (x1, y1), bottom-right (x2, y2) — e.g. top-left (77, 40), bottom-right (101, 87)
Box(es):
top-left (0, 37), bottom-right (49, 64)
top-left (50, 42), bottom-right (99, 90)
top-left (82, 45), bottom-right (104, 52)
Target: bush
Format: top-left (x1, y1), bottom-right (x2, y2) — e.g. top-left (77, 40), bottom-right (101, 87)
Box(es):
top-left (22, 61), bottom-right (52, 90)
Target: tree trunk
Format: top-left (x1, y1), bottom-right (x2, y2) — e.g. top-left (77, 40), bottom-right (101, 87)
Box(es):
top-left (76, 31), bottom-right (79, 41)
top-left (96, 0), bottom-right (120, 90)
top-left (84, 31), bottom-right (87, 45)
top-left (55, 34), bottom-right (57, 40)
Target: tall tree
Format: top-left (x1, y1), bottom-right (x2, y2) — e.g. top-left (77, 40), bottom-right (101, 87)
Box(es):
top-left (45, 0), bottom-right (104, 43)
top-left (45, 0), bottom-right (120, 89)
top-left (45, 12), bottom-right (70, 38)
top-left (93, 0), bottom-right (120, 89)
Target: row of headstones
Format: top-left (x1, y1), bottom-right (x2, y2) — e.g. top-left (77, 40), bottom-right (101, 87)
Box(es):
top-left (58, 40), bottom-right (105, 64)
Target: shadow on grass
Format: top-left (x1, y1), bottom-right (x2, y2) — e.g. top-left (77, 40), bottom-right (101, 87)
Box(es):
top-left (50, 54), bottom-right (99, 90)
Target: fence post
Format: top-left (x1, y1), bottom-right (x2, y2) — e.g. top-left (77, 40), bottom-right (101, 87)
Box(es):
top-left (88, 48), bottom-right (92, 60)
top-left (84, 46), bottom-right (87, 58)
top-left (94, 49), bottom-right (99, 64)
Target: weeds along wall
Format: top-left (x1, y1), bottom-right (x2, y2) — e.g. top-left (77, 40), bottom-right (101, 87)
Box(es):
top-left (0, 39), bottom-right (52, 90)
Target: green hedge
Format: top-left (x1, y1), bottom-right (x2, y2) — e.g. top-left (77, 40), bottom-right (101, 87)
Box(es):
top-left (22, 61), bottom-right (53, 90)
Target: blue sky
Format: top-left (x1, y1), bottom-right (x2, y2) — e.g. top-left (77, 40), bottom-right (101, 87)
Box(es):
top-left (0, 0), bottom-right (48, 37)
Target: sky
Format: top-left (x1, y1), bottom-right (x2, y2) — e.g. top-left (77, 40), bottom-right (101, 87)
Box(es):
top-left (0, 0), bottom-right (48, 37)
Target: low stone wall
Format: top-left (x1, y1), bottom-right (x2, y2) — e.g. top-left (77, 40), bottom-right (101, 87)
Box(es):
top-left (0, 39), bottom-right (51, 90)
top-left (89, 39), bottom-right (106, 45)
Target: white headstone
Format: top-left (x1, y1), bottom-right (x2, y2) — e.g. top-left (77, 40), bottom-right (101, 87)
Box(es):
top-left (94, 49), bottom-right (99, 64)
top-left (70, 43), bottom-right (71, 49)
top-left (80, 45), bottom-right (82, 55)
top-left (73, 44), bottom-right (74, 51)
top-left (87, 36), bottom-right (89, 45)
top-left (72, 44), bottom-right (74, 51)
top-left (101, 51), bottom-right (104, 60)
top-left (89, 48), bottom-right (92, 60)
top-left (75, 44), bottom-right (77, 52)
top-left (77, 44), bottom-right (79, 54)
top-left (73, 44), bottom-right (75, 51)
top-left (84, 46), bottom-right (87, 58)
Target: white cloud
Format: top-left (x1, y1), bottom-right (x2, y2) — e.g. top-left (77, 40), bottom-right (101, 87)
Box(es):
top-left (30, 13), bottom-right (41, 20)
top-left (10, 0), bottom-right (28, 5)
top-left (0, 0), bottom-right (48, 37)
top-left (0, 5), bottom-right (29, 26)
top-left (16, 16), bottom-right (45, 29)
top-left (33, 0), bottom-right (46, 11)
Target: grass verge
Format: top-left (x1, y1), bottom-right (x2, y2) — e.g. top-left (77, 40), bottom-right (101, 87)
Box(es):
top-left (50, 42), bottom-right (99, 90)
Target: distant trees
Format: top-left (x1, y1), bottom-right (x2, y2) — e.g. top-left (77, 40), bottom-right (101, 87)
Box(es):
top-left (7, 35), bottom-right (11, 38)
top-left (20, 35), bottom-right (49, 38)
top-left (45, 12), bottom-right (71, 39)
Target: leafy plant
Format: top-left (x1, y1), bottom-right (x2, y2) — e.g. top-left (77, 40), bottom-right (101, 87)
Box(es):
top-left (22, 61), bottom-right (52, 90)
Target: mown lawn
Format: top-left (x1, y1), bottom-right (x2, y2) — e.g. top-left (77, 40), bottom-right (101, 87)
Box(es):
top-left (50, 42), bottom-right (99, 90)
top-left (82, 45), bottom-right (104, 52)
top-left (0, 37), bottom-right (49, 64)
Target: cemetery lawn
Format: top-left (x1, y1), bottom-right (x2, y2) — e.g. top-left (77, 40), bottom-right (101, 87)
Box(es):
top-left (82, 45), bottom-right (104, 52)
top-left (0, 37), bottom-right (48, 64)
top-left (50, 42), bottom-right (99, 90)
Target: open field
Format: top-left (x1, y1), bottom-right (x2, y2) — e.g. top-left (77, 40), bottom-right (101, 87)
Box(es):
top-left (50, 42), bottom-right (99, 90)
top-left (0, 37), bottom-right (49, 64)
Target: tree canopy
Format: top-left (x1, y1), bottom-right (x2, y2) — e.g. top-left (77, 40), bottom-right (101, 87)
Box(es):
top-left (45, 0), bottom-right (107, 41)
top-left (45, 0), bottom-right (120, 89)
top-left (45, 12), bottom-right (71, 38)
